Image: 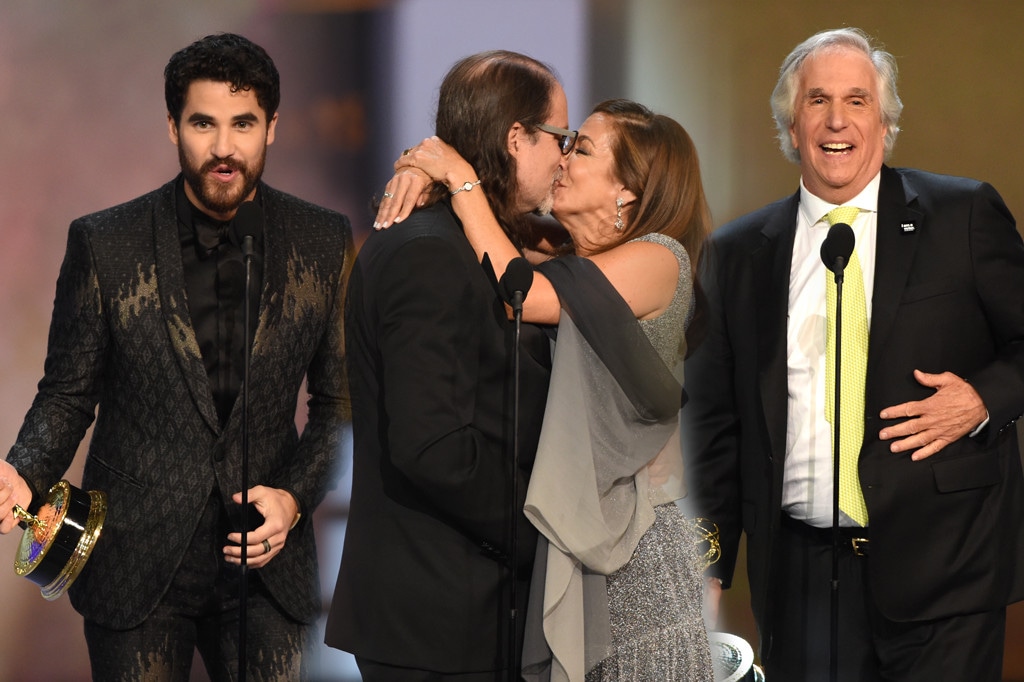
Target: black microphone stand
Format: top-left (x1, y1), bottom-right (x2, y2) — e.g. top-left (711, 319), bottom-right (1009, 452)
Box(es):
top-left (508, 288), bottom-right (524, 682)
top-left (828, 256), bottom-right (846, 682)
top-left (495, 256), bottom-right (532, 682)
top-left (821, 221), bottom-right (854, 682)
top-left (238, 233), bottom-right (255, 682)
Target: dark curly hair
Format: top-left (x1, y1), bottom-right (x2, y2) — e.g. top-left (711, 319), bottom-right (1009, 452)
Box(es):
top-left (164, 33), bottom-right (280, 125)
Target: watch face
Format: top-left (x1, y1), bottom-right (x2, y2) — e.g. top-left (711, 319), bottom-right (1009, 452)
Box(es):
top-left (451, 179), bottom-right (479, 195)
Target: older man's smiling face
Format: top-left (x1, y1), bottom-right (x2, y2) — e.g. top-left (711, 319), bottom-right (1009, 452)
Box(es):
top-left (789, 46), bottom-right (888, 205)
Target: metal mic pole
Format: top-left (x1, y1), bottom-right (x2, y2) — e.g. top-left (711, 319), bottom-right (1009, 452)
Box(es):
top-left (508, 290), bottom-right (523, 682)
top-left (238, 235), bottom-right (254, 682)
top-left (820, 221), bottom-right (854, 682)
top-left (830, 260), bottom-right (845, 682)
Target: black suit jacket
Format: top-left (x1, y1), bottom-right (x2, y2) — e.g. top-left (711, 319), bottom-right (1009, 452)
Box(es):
top-left (6, 178), bottom-right (353, 628)
top-left (684, 166), bottom-right (1024, 637)
top-left (325, 201), bottom-right (551, 673)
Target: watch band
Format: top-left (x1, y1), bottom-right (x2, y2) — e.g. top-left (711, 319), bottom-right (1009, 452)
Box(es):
top-left (450, 179), bottom-right (481, 196)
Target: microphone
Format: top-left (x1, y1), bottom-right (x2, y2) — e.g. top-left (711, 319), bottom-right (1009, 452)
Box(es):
top-left (820, 222), bottom-right (855, 280)
top-left (819, 220), bottom-right (854, 682)
top-left (231, 199), bottom-right (262, 682)
top-left (499, 257), bottom-right (534, 316)
top-left (230, 201), bottom-right (263, 327)
top-left (497, 256), bottom-right (533, 678)
top-left (232, 201), bottom-right (263, 260)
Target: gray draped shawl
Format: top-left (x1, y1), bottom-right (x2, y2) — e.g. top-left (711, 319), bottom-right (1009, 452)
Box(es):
top-left (521, 255), bottom-right (685, 682)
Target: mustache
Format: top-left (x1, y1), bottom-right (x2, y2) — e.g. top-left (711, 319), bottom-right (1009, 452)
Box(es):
top-left (201, 156), bottom-right (247, 174)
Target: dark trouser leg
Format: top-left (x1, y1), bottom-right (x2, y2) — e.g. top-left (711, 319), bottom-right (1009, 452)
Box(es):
top-left (196, 583), bottom-right (314, 682)
top-left (85, 612), bottom-right (197, 682)
top-left (764, 516), bottom-right (1008, 681)
top-left (85, 493), bottom-right (312, 682)
top-left (871, 607), bottom-right (1005, 682)
top-left (83, 494), bottom-right (223, 682)
top-left (85, 582), bottom-right (312, 682)
top-left (763, 517), bottom-right (879, 682)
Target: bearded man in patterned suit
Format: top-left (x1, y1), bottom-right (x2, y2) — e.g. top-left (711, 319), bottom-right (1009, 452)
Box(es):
top-left (0, 33), bottom-right (352, 681)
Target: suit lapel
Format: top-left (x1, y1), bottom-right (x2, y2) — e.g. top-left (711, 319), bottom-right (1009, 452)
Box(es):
top-left (868, 166), bottom-right (922, 383)
top-left (219, 186), bottom-right (287, 436)
top-left (153, 181), bottom-right (222, 433)
top-left (755, 192), bottom-right (800, 461)
top-left (219, 185), bottom-right (282, 433)
top-left (248, 187), bottom-right (280, 373)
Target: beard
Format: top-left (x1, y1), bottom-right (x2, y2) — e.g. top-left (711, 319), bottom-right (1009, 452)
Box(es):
top-left (533, 191), bottom-right (554, 217)
top-left (178, 143), bottom-right (266, 216)
top-left (530, 168), bottom-right (561, 217)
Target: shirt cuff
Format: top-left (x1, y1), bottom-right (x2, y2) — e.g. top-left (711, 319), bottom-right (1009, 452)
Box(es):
top-left (969, 411), bottom-right (991, 438)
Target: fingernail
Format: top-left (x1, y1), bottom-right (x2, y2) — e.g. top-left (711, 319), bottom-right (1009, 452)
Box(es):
top-left (373, 221), bottom-right (380, 229)
top-left (394, 216), bottom-right (402, 224)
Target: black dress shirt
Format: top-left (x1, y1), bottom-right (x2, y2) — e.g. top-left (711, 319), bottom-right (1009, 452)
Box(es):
top-left (175, 178), bottom-right (264, 426)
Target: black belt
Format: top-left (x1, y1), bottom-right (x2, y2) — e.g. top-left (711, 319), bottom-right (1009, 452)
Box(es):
top-left (781, 513), bottom-right (870, 556)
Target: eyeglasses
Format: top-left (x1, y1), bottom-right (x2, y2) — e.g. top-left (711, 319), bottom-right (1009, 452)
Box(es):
top-left (535, 123), bottom-right (578, 155)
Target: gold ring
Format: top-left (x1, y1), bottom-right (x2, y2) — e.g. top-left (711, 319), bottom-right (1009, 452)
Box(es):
top-left (402, 148), bottom-right (412, 156)
top-left (262, 539), bottom-right (271, 555)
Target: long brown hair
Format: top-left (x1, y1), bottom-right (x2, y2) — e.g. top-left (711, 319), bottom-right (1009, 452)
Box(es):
top-left (589, 99), bottom-right (711, 280)
top-left (428, 50), bottom-right (559, 246)
top-left (593, 99), bottom-right (712, 353)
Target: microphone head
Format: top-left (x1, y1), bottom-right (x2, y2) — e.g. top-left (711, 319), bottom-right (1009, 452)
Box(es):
top-left (820, 222), bottom-right (855, 274)
top-left (499, 257), bottom-right (534, 303)
top-left (231, 201), bottom-right (264, 250)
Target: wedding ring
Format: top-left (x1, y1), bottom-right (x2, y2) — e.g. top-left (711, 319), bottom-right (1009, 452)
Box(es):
top-left (382, 192), bottom-right (394, 199)
top-left (262, 539), bottom-right (271, 555)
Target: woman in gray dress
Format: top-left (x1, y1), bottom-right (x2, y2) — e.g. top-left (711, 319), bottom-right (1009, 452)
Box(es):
top-left (380, 99), bottom-right (715, 682)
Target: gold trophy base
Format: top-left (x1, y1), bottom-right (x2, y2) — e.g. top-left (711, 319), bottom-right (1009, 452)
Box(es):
top-left (12, 480), bottom-right (107, 601)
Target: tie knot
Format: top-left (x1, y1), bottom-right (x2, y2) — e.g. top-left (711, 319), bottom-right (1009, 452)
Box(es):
top-left (825, 206), bottom-right (860, 227)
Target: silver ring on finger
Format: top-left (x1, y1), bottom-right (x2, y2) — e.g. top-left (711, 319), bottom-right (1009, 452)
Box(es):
top-left (382, 191), bottom-right (394, 199)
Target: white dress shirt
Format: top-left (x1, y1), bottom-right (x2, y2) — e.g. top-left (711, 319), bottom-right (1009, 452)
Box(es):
top-left (782, 173), bottom-right (880, 527)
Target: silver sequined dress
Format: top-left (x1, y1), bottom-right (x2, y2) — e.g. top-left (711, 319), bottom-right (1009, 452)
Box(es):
top-left (585, 233), bottom-right (714, 682)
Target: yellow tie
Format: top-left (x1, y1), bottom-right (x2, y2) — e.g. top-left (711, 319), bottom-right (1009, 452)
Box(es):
top-left (824, 206), bottom-right (869, 527)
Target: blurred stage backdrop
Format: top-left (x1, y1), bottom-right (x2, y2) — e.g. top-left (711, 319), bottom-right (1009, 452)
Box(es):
top-left (0, 1), bottom-right (1021, 680)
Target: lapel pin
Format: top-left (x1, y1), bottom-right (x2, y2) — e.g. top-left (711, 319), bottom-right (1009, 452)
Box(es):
top-left (900, 222), bottom-right (917, 233)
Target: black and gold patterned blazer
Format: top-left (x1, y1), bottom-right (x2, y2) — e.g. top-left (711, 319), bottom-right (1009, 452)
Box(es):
top-left (7, 177), bottom-right (353, 628)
